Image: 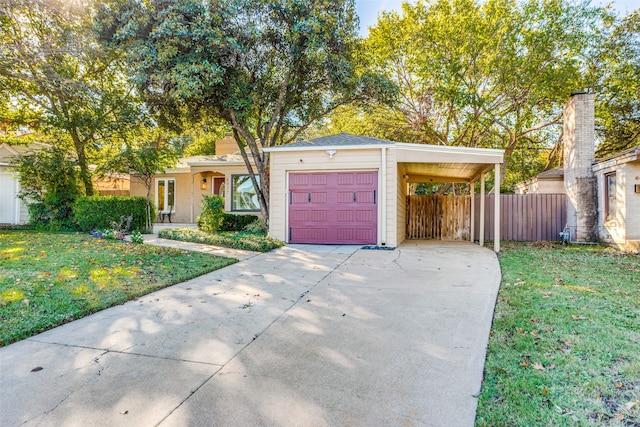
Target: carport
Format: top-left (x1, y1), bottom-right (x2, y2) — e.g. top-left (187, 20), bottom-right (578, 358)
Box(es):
top-left (266, 133), bottom-right (504, 252)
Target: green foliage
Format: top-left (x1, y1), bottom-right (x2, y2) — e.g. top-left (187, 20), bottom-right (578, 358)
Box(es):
top-left (220, 213), bottom-right (260, 232)
top-left (244, 218), bottom-right (266, 233)
top-left (196, 195), bottom-right (225, 234)
top-left (99, 138), bottom-right (177, 229)
top-left (73, 196), bottom-right (152, 232)
top-left (0, 230), bottom-right (236, 345)
top-left (130, 230), bottom-right (144, 244)
top-left (12, 147), bottom-right (81, 230)
top-left (477, 242), bottom-right (640, 425)
top-left (0, 0), bottom-right (146, 195)
top-left (96, 0), bottom-right (394, 223)
top-left (339, 0), bottom-right (608, 188)
top-left (590, 10), bottom-right (640, 157)
top-left (158, 228), bottom-right (283, 253)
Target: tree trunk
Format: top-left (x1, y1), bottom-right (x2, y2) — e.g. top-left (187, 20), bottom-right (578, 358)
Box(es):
top-left (71, 132), bottom-right (94, 196)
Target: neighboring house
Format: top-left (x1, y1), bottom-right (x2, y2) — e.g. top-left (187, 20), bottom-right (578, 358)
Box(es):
top-left (91, 166), bottom-right (130, 196)
top-left (130, 134), bottom-right (259, 223)
top-left (515, 93), bottom-right (640, 251)
top-left (0, 142), bottom-right (47, 225)
top-left (266, 133), bottom-right (504, 249)
top-left (592, 148), bottom-right (640, 251)
top-left (514, 167), bottom-right (564, 194)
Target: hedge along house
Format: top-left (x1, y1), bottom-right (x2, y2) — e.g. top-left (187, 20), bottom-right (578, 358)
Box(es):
top-left (265, 133), bottom-right (505, 251)
top-left (129, 134), bottom-right (261, 223)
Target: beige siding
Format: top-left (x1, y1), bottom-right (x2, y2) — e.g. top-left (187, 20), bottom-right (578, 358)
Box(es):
top-left (269, 148), bottom-right (384, 243)
top-left (595, 162), bottom-right (640, 251)
top-left (396, 165), bottom-right (408, 246)
top-left (384, 148), bottom-right (400, 247)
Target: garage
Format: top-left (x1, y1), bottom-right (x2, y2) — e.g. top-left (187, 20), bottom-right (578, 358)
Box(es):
top-left (266, 133), bottom-right (504, 251)
top-left (288, 171), bottom-right (378, 244)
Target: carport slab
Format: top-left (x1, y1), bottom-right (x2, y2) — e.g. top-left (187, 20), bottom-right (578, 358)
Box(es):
top-left (161, 241), bottom-right (501, 426)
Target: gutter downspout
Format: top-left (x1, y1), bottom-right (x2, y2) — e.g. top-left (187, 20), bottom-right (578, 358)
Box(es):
top-left (381, 147), bottom-right (387, 246)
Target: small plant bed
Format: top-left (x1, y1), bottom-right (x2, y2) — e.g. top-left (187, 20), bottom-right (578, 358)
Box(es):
top-left (476, 242), bottom-right (640, 426)
top-left (158, 228), bottom-right (283, 253)
top-left (0, 230), bottom-right (237, 346)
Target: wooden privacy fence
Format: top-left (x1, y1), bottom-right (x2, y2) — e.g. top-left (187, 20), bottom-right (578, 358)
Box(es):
top-left (407, 195), bottom-right (470, 240)
top-left (473, 194), bottom-right (566, 242)
top-left (407, 193), bottom-right (567, 242)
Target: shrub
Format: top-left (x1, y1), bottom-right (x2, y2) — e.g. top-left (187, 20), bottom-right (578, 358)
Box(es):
top-left (74, 196), bottom-right (151, 232)
top-left (197, 195), bottom-right (225, 233)
top-left (158, 228), bottom-right (283, 252)
top-left (13, 147), bottom-right (81, 231)
top-left (220, 213), bottom-right (259, 232)
top-left (131, 230), bottom-right (144, 244)
top-left (244, 218), bottom-right (266, 233)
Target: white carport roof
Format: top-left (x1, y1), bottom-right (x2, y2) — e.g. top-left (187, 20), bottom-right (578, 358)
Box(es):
top-left (265, 133), bottom-right (504, 184)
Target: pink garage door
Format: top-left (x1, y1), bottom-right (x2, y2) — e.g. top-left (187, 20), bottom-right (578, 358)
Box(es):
top-left (289, 171), bottom-right (378, 244)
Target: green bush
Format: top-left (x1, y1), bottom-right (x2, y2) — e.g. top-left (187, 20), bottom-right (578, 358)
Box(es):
top-left (244, 218), bottom-right (266, 233)
top-left (158, 228), bottom-right (283, 252)
top-left (220, 213), bottom-right (259, 232)
top-left (13, 147), bottom-right (81, 231)
top-left (197, 195), bottom-right (225, 233)
top-left (74, 196), bottom-right (152, 232)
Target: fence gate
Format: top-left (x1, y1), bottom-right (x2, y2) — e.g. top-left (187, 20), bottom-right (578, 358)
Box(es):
top-left (406, 195), bottom-right (470, 240)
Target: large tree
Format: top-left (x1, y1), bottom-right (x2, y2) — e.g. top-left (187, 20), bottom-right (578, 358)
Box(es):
top-left (96, 0), bottom-right (393, 223)
top-left (589, 10), bottom-right (640, 157)
top-left (330, 0), bottom-right (605, 189)
top-left (0, 0), bottom-right (144, 195)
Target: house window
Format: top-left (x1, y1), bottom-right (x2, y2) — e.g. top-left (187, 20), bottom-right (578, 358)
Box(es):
top-left (605, 173), bottom-right (616, 220)
top-left (232, 174), bottom-right (260, 211)
top-left (156, 178), bottom-right (176, 212)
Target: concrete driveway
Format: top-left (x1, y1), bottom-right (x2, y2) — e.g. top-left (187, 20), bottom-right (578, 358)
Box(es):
top-left (0, 241), bottom-right (501, 427)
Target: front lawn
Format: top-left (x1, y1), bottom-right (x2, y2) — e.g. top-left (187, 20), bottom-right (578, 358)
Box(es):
top-left (477, 242), bottom-right (640, 426)
top-left (0, 231), bottom-right (236, 346)
top-left (157, 227), bottom-right (283, 252)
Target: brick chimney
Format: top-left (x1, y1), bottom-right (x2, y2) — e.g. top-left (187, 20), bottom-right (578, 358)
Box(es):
top-left (563, 93), bottom-right (597, 242)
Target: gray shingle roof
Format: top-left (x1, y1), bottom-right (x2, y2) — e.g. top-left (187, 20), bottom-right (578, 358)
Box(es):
top-left (282, 133), bottom-right (397, 148)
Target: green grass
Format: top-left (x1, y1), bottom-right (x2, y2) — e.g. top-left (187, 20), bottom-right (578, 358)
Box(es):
top-left (0, 230), bottom-right (237, 346)
top-left (476, 242), bottom-right (640, 426)
top-left (158, 227), bottom-right (284, 252)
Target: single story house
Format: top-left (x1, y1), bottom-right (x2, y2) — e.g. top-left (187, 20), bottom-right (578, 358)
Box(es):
top-left (129, 134), bottom-right (260, 223)
top-left (593, 147), bottom-right (640, 251)
top-left (139, 133), bottom-right (505, 251)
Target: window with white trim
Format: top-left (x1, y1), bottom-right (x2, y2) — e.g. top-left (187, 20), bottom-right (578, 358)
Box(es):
top-left (231, 174), bottom-right (260, 211)
top-left (605, 173), bottom-right (616, 220)
top-left (156, 178), bottom-right (176, 213)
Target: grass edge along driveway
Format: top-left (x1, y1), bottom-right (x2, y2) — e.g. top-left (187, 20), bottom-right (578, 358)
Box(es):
top-left (0, 230), bottom-right (237, 346)
top-left (476, 242), bottom-right (640, 426)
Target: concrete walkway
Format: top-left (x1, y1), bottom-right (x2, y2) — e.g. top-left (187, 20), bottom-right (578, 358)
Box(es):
top-left (0, 240), bottom-right (501, 427)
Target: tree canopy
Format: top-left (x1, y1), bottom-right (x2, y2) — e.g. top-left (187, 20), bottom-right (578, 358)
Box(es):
top-left (96, 0), bottom-right (395, 222)
top-left (324, 0), bottom-right (612, 190)
top-left (0, 0), bottom-right (145, 195)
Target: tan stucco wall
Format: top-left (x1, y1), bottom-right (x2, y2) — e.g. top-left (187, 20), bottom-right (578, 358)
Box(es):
top-left (130, 163), bottom-right (258, 224)
top-left (595, 161), bottom-right (640, 251)
top-left (269, 148), bottom-right (401, 246)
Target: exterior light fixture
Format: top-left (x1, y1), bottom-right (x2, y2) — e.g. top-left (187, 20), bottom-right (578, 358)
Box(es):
top-left (201, 178), bottom-right (207, 190)
top-left (325, 149), bottom-right (337, 159)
